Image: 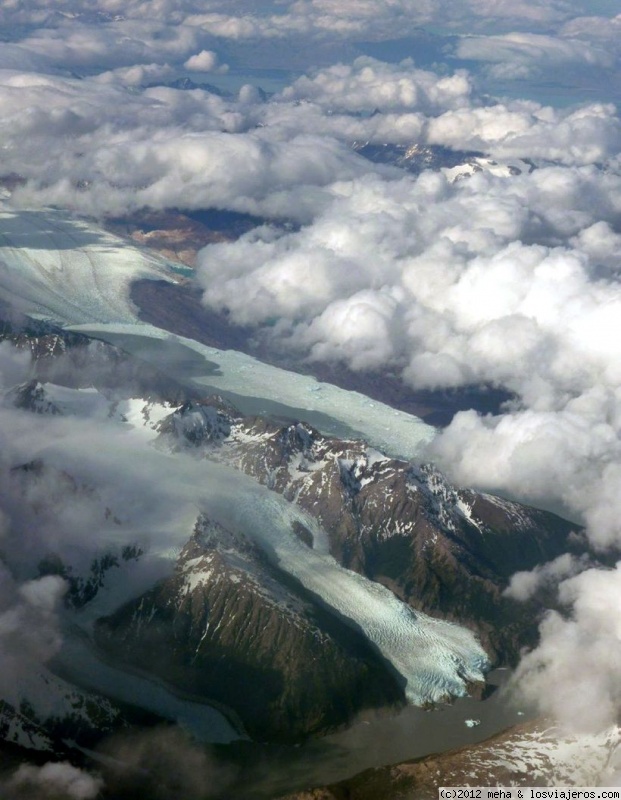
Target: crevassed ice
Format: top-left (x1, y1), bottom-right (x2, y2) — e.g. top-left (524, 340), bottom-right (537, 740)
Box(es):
top-left (0, 206), bottom-right (434, 459)
top-left (0, 207), bottom-right (482, 704)
top-left (42, 418), bottom-right (488, 706)
top-left (0, 206), bottom-right (172, 324)
top-left (202, 482), bottom-right (489, 704)
top-left (72, 322), bottom-right (436, 462)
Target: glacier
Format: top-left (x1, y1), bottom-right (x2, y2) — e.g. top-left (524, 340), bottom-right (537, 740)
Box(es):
top-left (0, 205), bottom-right (173, 324)
top-left (0, 204), bottom-right (434, 461)
top-left (14, 402), bottom-right (488, 708)
top-left (71, 322), bottom-right (436, 462)
top-left (0, 205), bottom-right (487, 713)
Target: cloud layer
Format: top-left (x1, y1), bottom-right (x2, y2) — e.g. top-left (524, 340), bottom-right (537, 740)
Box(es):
top-left (509, 563), bottom-right (621, 733)
top-left (1, 0), bottom-right (621, 746)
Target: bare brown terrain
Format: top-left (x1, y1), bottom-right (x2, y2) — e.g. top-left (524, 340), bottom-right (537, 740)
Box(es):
top-left (105, 208), bottom-right (263, 267)
top-left (130, 277), bottom-right (512, 427)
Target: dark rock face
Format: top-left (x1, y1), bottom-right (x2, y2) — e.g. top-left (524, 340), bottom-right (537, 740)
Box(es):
top-left (5, 380), bottom-right (63, 415)
top-left (0, 702), bottom-right (56, 756)
top-left (0, 683), bottom-right (125, 757)
top-left (38, 546), bottom-right (141, 609)
top-left (95, 516), bottom-right (403, 743)
top-left (0, 323), bottom-right (596, 750)
top-left (105, 206), bottom-right (261, 266)
top-left (158, 401), bottom-right (588, 664)
top-left (352, 142), bottom-right (485, 174)
top-left (157, 401), bottom-right (234, 446)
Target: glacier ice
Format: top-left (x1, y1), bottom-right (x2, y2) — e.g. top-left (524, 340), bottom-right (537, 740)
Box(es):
top-left (72, 323), bottom-right (436, 462)
top-left (0, 205), bottom-right (173, 324)
top-left (0, 206), bottom-right (485, 709)
top-left (23, 407), bottom-right (488, 707)
top-left (218, 488), bottom-right (490, 704)
top-left (0, 205), bottom-right (434, 460)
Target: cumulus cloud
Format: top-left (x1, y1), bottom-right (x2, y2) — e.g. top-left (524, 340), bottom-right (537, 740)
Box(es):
top-left (93, 61), bottom-right (175, 87)
top-left (184, 48), bottom-right (225, 72)
top-left (454, 31), bottom-right (615, 77)
top-left (195, 151), bottom-right (621, 560)
top-left (197, 164), bottom-right (621, 363)
top-left (425, 102), bottom-right (621, 163)
top-left (9, 129), bottom-right (373, 219)
top-left (278, 57), bottom-right (475, 114)
top-left (183, 0), bottom-right (579, 42)
top-left (1, 49), bottom-right (617, 222)
top-left (15, 19), bottom-right (203, 70)
top-left (560, 13), bottom-right (621, 50)
top-left (0, 726), bottom-right (233, 800)
top-left (1, 0), bottom-right (621, 752)
top-left (0, 0), bottom-right (581, 36)
top-left (0, 64), bottom-right (390, 218)
top-left (428, 405), bottom-right (621, 547)
top-left (509, 563), bottom-right (621, 733)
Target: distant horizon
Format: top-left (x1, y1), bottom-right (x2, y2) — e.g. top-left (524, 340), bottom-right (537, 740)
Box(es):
top-left (0, 0), bottom-right (621, 795)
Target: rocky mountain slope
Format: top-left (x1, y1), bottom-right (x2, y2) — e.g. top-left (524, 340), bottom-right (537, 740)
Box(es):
top-left (95, 515), bottom-right (402, 742)
top-left (351, 142), bottom-right (533, 181)
top-left (158, 398), bottom-right (588, 664)
top-left (0, 662), bottom-right (127, 760)
top-left (0, 316), bottom-right (601, 752)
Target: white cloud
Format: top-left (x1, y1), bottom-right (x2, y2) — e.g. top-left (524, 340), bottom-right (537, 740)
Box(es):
top-left (510, 563), bottom-right (621, 733)
top-left (0, 64), bottom-right (391, 217)
top-left (1, 0), bottom-right (621, 748)
top-left (0, 0), bottom-right (601, 55)
top-left (0, 562), bottom-right (67, 707)
top-left (426, 102), bottom-right (621, 164)
top-left (195, 154), bottom-right (621, 560)
top-left (278, 57), bottom-right (475, 114)
top-left (183, 48), bottom-right (223, 72)
top-left (560, 13), bottom-right (621, 53)
top-left (4, 761), bottom-right (103, 799)
top-left (0, 50), bottom-right (617, 222)
top-left (300, 288), bottom-right (403, 371)
top-left (15, 19), bottom-right (202, 70)
top-left (504, 553), bottom-right (589, 601)
top-left (455, 31), bottom-right (615, 73)
top-left (93, 61), bottom-right (175, 87)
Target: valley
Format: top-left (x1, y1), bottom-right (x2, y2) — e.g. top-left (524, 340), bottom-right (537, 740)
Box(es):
top-left (0, 206), bottom-right (611, 796)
